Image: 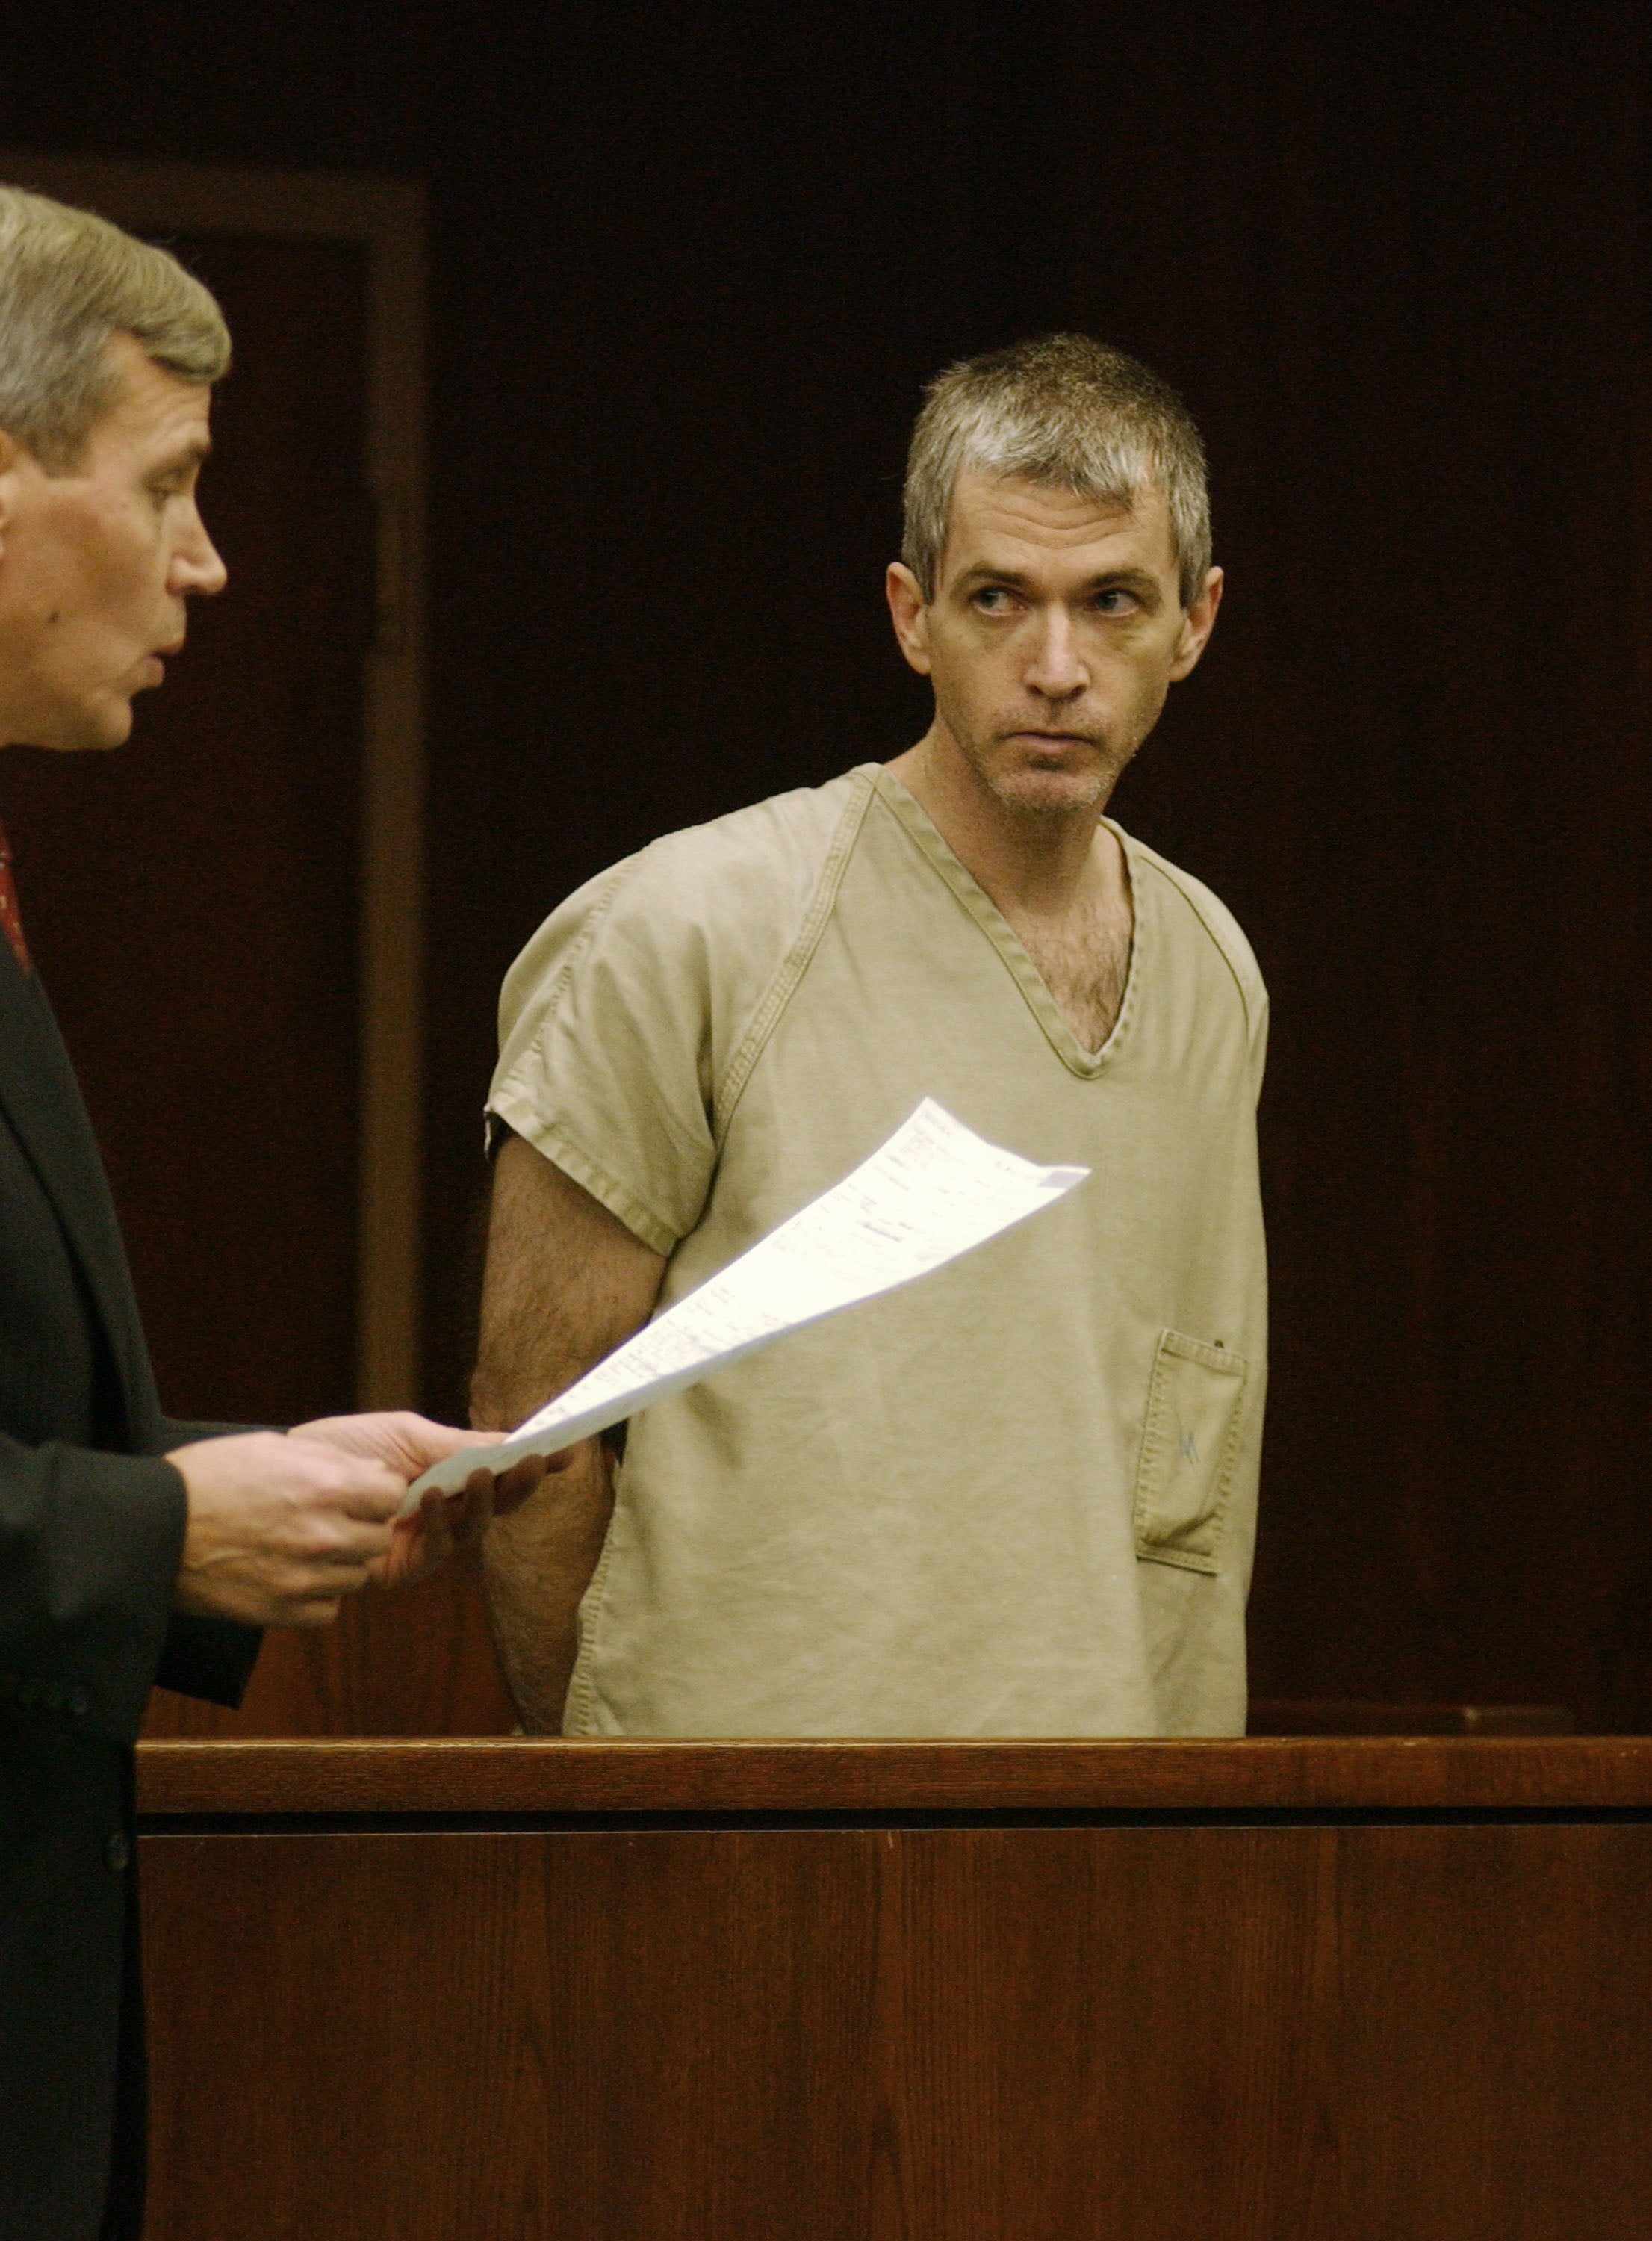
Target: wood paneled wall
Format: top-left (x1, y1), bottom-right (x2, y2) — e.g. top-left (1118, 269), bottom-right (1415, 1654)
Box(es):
top-left (4, 4), bottom-right (1650, 1727)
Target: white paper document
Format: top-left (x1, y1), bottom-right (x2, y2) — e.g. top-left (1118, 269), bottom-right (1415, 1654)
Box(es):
top-left (406, 1098), bottom-right (1088, 1507)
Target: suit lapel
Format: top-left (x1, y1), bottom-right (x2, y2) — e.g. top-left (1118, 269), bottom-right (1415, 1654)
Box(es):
top-left (0, 943), bottom-right (158, 1439)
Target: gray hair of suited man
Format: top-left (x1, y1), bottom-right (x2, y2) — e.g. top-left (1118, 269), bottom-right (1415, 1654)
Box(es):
top-left (0, 183), bottom-right (230, 471)
top-left (901, 333), bottom-right (1213, 610)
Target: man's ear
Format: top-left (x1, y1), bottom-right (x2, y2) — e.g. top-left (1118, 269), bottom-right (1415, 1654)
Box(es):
top-left (885, 561), bottom-right (933, 677)
top-left (1168, 566), bottom-right (1223, 683)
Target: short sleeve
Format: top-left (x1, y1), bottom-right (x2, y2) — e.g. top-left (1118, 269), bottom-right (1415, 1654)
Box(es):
top-left (488, 850), bottom-right (721, 1256)
top-left (487, 775), bottom-right (871, 1255)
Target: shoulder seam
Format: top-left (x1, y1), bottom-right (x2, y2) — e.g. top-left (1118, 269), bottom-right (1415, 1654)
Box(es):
top-left (711, 769), bottom-right (878, 1146)
top-left (1133, 849), bottom-right (1264, 1043)
top-left (521, 858), bottom-right (633, 1032)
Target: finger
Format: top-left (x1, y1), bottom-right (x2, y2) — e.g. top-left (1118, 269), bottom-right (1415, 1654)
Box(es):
top-left (364, 1522), bottom-right (409, 1587)
top-left (282, 1439), bottom-right (408, 1516)
top-left (455, 1453), bottom-right (550, 1516)
top-left (494, 1454), bottom-right (554, 1513)
top-left (444, 1482), bottom-right (493, 1548)
top-left (374, 1499), bottom-right (453, 1587)
top-left (423, 1500), bottom-right (460, 1567)
top-left (427, 1481), bottom-right (476, 1533)
top-left (406, 1419), bottom-right (504, 1466)
top-left (300, 1518), bottom-right (400, 1569)
top-left (367, 1538), bottom-right (422, 1590)
top-left (420, 1481), bottom-right (485, 1552)
top-left (329, 1475), bottom-right (415, 1525)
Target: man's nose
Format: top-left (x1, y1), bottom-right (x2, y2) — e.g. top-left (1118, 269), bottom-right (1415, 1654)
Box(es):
top-left (1024, 610), bottom-right (1087, 697)
top-left (171, 505), bottom-right (228, 599)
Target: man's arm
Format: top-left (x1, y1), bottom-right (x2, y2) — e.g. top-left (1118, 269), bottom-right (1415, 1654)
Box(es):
top-left (474, 1130), bottom-right (668, 1732)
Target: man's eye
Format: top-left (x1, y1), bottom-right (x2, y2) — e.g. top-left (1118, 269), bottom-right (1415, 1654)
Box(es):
top-left (972, 588), bottom-right (1015, 613)
top-left (1092, 589), bottom-right (1138, 615)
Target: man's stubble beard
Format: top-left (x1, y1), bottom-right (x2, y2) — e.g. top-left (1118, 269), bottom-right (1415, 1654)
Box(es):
top-left (960, 722), bottom-right (1136, 823)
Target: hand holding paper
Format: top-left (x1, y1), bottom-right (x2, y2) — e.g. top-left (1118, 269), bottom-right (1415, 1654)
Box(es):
top-left (406, 1099), bottom-right (1087, 1507)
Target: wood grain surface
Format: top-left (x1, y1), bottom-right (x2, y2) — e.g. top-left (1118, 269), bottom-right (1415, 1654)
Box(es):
top-left (135, 1735), bottom-right (1652, 1817)
top-left (139, 1817), bottom-right (1652, 2240)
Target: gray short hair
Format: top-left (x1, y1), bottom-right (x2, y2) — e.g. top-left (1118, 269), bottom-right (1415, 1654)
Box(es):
top-left (901, 334), bottom-right (1211, 609)
top-left (0, 184), bottom-right (230, 471)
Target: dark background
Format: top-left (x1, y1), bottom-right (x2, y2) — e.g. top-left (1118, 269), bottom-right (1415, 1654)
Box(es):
top-left (4, 1), bottom-right (1650, 1725)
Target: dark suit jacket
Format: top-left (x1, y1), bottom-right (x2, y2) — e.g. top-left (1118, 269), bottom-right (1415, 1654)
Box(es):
top-left (0, 942), bottom-right (260, 2241)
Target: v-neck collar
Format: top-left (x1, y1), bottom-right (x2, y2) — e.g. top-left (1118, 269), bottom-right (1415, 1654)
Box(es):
top-left (869, 763), bottom-right (1143, 1080)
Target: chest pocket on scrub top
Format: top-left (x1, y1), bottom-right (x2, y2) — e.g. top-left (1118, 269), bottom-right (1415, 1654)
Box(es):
top-left (1133, 1330), bottom-right (1249, 1572)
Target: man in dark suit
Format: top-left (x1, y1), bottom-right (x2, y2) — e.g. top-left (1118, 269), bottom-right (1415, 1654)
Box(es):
top-left (0, 185), bottom-right (541, 2240)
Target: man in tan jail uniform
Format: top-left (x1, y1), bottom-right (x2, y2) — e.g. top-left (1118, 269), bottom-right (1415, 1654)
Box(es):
top-left (476, 335), bottom-right (1267, 1738)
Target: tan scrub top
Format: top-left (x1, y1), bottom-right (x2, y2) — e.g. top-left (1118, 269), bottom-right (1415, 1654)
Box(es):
top-left (490, 764), bottom-right (1268, 1737)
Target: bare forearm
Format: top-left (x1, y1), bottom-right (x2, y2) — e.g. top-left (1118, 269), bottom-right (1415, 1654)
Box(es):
top-left (482, 1440), bottom-right (613, 1730)
top-left (470, 1134), bottom-right (667, 1430)
top-left (471, 1135), bottom-right (668, 1731)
